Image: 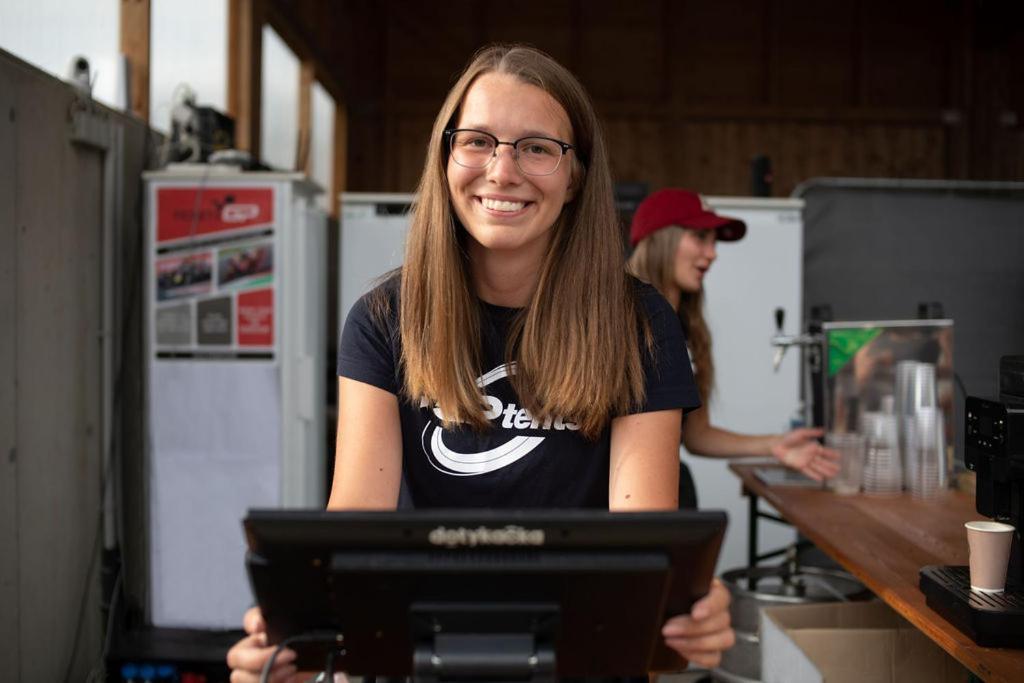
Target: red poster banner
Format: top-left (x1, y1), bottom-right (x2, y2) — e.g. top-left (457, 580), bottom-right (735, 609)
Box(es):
top-left (237, 288), bottom-right (274, 347)
top-left (157, 187), bottom-right (274, 244)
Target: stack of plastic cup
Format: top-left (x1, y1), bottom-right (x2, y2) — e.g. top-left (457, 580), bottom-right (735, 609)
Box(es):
top-left (862, 412), bottom-right (901, 496)
top-left (826, 432), bottom-right (865, 495)
top-left (895, 361), bottom-right (939, 485)
top-left (906, 407), bottom-right (944, 499)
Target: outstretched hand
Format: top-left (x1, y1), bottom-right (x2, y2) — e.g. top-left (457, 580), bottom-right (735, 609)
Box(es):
top-left (225, 607), bottom-right (303, 683)
top-left (770, 427), bottom-right (840, 481)
top-left (661, 578), bottom-right (735, 669)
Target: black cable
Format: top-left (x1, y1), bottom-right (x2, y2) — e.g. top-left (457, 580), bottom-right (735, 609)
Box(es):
top-left (259, 631), bottom-right (342, 683)
top-left (954, 371), bottom-right (968, 401)
top-left (60, 507), bottom-right (103, 683)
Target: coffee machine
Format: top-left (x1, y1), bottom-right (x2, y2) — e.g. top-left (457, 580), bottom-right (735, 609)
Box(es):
top-left (919, 356), bottom-right (1024, 647)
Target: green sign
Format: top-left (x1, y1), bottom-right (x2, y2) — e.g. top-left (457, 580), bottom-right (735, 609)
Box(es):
top-left (828, 328), bottom-right (882, 377)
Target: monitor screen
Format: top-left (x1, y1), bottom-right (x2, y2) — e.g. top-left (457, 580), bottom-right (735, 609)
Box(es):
top-left (244, 508), bottom-right (727, 678)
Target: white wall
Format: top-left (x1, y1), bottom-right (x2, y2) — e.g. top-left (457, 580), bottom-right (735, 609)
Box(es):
top-left (261, 25), bottom-right (298, 171)
top-left (0, 0), bottom-right (121, 107)
top-left (150, 0), bottom-right (227, 132)
top-left (692, 197), bottom-right (803, 573)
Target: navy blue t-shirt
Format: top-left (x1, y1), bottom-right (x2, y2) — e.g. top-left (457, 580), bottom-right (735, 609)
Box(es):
top-left (337, 275), bottom-right (700, 509)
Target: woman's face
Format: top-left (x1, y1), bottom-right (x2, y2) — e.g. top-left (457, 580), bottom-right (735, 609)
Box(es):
top-left (447, 72), bottom-right (576, 267)
top-left (673, 228), bottom-right (718, 293)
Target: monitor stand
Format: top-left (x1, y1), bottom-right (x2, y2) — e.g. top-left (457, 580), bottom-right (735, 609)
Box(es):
top-left (410, 601), bottom-right (558, 683)
top-left (919, 566), bottom-right (1024, 647)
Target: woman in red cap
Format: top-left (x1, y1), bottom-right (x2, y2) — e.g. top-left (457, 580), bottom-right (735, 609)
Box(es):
top-left (628, 188), bottom-right (839, 493)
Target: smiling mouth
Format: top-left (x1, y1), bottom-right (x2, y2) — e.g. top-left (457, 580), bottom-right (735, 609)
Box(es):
top-left (480, 197), bottom-right (529, 213)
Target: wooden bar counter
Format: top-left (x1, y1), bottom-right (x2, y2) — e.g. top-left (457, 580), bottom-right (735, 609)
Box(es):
top-left (729, 463), bottom-right (1023, 683)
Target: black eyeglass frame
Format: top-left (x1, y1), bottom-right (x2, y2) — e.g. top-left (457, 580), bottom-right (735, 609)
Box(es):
top-left (443, 128), bottom-right (575, 176)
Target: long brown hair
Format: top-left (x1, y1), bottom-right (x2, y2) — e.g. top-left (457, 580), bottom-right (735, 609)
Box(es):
top-left (392, 44), bottom-right (647, 440)
top-left (627, 226), bottom-right (714, 402)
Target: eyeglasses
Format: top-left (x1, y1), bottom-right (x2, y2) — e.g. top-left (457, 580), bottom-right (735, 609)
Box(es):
top-left (444, 128), bottom-right (574, 177)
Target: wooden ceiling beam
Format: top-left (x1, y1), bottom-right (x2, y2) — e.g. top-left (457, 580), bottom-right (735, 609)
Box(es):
top-left (120, 0), bottom-right (151, 121)
top-left (262, 1), bottom-right (346, 105)
top-left (332, 103), bottom-right (348, 217)
top-left (227, 0), bottom-right (264, 157)
top-left (297, 60), bottom-right (315, 174)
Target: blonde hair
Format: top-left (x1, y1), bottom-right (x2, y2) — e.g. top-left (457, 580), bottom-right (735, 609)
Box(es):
top-left (627, 226), bottom-right (714, 402)
top-left (384, 44), bottom-right (648, 440)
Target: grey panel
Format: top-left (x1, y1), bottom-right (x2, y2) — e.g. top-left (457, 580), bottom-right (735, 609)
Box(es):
top-left (11, 62), bottom-right (104, 680)
top-left (197, 296), bottom-right (233, 345)
top-left (800, 181), bottom-right (1024, 395)
top-left (799, 179), bottom-right (1024, 465)
top-left (0, 61), bottom-right (20, 683)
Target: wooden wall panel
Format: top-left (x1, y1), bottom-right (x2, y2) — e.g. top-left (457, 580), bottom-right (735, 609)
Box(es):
top-left (861, 0), bottom-right (953, 108)
top-left (482, 0), bottom-right (575, 63)
top-left (575, 0), bottom-right (666, 102)
top-left (773, 1), bottom-right (859, 106)
top-left (286, 0), bottom-right (1020, 193)
top-left (602, 117), bottom-right (947, 196)
top-left (385, 1), bottom-right (481, 100)
top-left (670, 0), bottom-right (768, 106)
top-left (394, 111), bottom-right (436, 193)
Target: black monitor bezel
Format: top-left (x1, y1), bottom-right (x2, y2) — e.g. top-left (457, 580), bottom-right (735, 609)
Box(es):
top-left (244, 508), bottom-right (727, 677)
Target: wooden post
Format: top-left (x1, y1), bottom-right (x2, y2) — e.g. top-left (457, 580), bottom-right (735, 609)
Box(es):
top-left (331, 103), bottom-right (348, 218)
top-left (119, 0), bottom-right (151, 121)
top-left (227, 0), bottom-right (263, 158)
top-left (297, 60), bottom-right (315, 174)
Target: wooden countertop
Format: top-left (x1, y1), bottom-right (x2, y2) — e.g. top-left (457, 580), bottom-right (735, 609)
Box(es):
top-left (729, 462), bottom-right (1023, 683)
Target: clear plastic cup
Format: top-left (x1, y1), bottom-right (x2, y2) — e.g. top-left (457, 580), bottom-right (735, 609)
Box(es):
top-left (895, 361), bottom-right (938, 483)
top-left (862, 412), bottom-right (901, 496)
top-left (826, 432), bottom-right (865, 495)
top-left (906, 407), bottom-right (944, 499)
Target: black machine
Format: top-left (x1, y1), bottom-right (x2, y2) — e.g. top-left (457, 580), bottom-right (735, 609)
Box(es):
top-left (244, 508), bottom-right (727, 681)
top-left (919, 355), bottom-right (1024, 647)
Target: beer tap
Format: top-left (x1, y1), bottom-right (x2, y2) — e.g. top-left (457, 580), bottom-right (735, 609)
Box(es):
top-left (770, 307), bottom-right (820, 372)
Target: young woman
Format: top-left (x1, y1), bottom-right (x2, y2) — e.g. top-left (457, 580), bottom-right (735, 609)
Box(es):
top-left (227, 48), bottom-right (734, 682)
top-left (627, 188), bottom-right (839, 483)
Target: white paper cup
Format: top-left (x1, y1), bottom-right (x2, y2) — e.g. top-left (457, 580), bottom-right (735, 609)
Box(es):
top-left (965, 520), bottom-right (1015, 593)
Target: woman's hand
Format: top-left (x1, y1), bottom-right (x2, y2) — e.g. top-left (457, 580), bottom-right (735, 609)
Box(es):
top-left (661, 578), bottom-right (735, 668)
top-left (225, 607), bottom-right (302, 683)
top-left (770, 427), bottom-right (840, 481)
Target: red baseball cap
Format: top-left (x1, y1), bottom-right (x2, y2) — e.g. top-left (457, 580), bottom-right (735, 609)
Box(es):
top-left (629, 188), bottom-right (746, 247)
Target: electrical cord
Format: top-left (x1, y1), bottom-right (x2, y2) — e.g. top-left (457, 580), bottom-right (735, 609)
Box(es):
top-left (259, 631), bottom-right (344, 683)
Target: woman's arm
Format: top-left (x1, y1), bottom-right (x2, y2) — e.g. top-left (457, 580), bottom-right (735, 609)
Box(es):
top-left (327, 376), bottom-right (404, 510)
top-left (608, 408), bottom-right (682, 510)
top-left (228, 377), bottom-right (402, 682)
top-left (608, 407), bottom-right (734, 669)
top-left (681, 406), bottom-right (777, 457)
top-left (682, 407), bottom-right (839, 481)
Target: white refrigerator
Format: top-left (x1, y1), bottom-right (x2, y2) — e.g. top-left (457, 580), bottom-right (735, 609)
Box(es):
top-left (144, 166), bottom-right (327, 628)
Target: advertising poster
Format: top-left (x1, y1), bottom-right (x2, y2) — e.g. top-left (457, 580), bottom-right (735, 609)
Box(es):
top-left (151, 185), bottom-right (276, 356)
top-left (156, 187), bottom-right (274, 244)
top-left (156, 252), bottom-right (213, 301)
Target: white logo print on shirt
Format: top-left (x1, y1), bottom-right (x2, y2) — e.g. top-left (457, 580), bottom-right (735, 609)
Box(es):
top-left (420, 363), bottom-right (578, 477)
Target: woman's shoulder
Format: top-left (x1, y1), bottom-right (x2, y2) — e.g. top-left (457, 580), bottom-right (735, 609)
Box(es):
top-left (355, 269), bottom-right (401, 321)
top-left (627, 274), bottom-right (674, 319)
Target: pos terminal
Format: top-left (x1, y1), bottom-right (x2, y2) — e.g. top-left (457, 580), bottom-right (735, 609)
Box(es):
top-left (243, 508), bottom-right (726, 681)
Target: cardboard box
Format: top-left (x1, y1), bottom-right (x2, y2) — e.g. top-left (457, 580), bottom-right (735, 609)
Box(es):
top-left (760, 601), bottom-right (966, 683)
